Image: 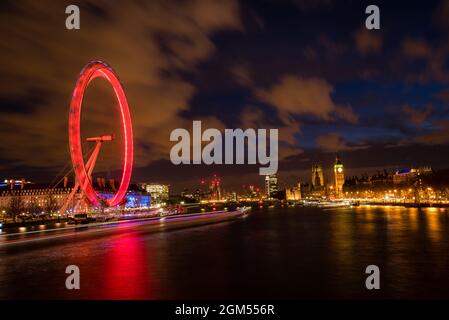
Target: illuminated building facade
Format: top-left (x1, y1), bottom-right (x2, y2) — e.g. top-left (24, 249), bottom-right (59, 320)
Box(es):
top-left (309, 164), bottom-right (326, 198)
top-left (334, 155), bottom-right (345, 197)
top-left (0, 185), bottom-right (71, 214)
top-left (393, 167), bottom-right (432, 184)
top-left (1, 180), bottom-right (149, 216)
top-left (311, 165), bottom-right (324, 187)
top-left (139, 183), bottom-right (169, 203)
top-left (265, 174), bottom-right (278, 199)
top-left (286, 183), bottom-right (301, 201)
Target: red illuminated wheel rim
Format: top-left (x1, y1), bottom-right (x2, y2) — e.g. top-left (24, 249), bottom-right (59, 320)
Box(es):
top-left (69, 61), bottom-right (133, 206)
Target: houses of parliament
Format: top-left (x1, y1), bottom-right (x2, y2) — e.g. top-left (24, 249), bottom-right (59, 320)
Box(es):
top-left (303, 155), bottom-right (345, 199)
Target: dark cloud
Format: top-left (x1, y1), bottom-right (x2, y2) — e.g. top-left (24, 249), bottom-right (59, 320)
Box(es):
top-left (435, 88), bottom-right (449, 104)
top-left (0, 0), bottom-right (242, 171)
top-left (402, 104), bottom-right (434, 126)
top-left (255, 75), bottom-right (358, 123)
top-left (230, 63), bottom-right (253, 87)
top-left (401, 38), bottom-right (431, 59)
top-left (315, 133), bottom-right (369, 153)
top-left (290, 0), bottom-right (334, 11)
top-left (354, 27), bottom-right (383, 55)
top-left (415, 120), bottom-right (449, 145)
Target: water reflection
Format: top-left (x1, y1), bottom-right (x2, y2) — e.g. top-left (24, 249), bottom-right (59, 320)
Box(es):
top-left (424, 208), bottom-right (442, 242)
top-left (1, 206), bottom-right (449, 299)
top-left (101, 235), bottom-right (153, 299)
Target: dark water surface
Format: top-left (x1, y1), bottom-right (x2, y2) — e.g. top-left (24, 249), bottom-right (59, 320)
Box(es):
top-left (1, 205), bottom-right (449, 299)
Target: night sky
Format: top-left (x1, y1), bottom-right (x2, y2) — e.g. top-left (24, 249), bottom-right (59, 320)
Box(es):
top-left (1, 0), bottom-right (449, 193)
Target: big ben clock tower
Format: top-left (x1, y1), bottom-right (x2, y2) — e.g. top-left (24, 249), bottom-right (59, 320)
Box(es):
top-left (334, 155), bottom-right (344, 197)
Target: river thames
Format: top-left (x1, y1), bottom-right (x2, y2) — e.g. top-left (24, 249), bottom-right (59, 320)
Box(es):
top-left (1, 205), bottom-right (449, 299)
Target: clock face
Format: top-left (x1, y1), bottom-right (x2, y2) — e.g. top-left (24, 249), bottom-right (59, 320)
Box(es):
top-left (337, 167), bottom-right (343, 173)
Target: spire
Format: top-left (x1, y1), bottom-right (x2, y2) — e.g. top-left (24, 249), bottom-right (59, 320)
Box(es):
top-left (335, 154), bottom-right (342, 165)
